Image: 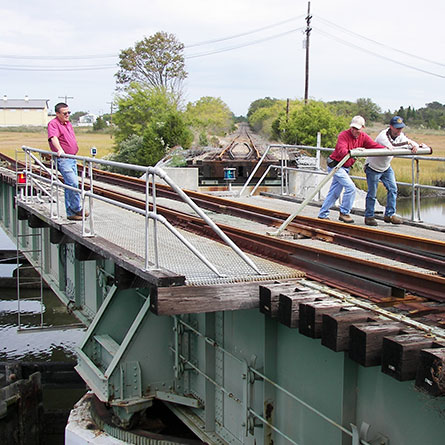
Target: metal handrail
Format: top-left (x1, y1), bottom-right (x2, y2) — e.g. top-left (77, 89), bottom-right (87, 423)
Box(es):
top-left (19, 146), bottom-right (262, 278)
top-left (243, 142), bottom-right (443, 223)
top-left (269, 146), bottom-right (433, 236)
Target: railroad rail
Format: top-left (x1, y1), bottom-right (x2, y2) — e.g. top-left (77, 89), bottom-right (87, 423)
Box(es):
top-left (2, 151), bottom-right (445, 327)
top-left (217, 124), bottom-right (261, 160)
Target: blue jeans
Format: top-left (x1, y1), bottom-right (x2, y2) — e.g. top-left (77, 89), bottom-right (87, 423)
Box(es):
top-left (318, 166), bottom-right (356, 218)
top-left (365, 165), bottom-right (397, 218)
top-left (56, 158), bottom-right (81, 217)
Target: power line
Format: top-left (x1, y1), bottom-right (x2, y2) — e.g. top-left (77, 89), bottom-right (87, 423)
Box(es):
top-left (314, 27), bottom-right (445, 79)
top-left (0, 14), bottom-right (306, 65)
top-left (186, 27), bottom-right (304, 59)
top-left (0, 64), bottom-right (116, 71)
top-left (0, 25), bottom-right (304, 69)
top-left (0, 54), bottom-right (117, 60)
top-left (186, 14), bottom-right (305, 47)
top-left (316, 15), bottom-right (445, 68)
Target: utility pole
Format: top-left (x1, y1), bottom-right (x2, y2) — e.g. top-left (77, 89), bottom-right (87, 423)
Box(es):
top-left (286, 98), bottom-right (290, 124)
top-left (58, 95), bottom-right (74, 104)
top-left (304, 1), bottom-right (312, 104)
top-left (107, 101), bottom-right (114, 138)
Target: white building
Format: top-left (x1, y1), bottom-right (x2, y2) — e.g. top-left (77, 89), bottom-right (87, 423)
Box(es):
top-left (77, 113), bottom-right (97, 127)
top-left (0, 96), bottom-right (50, 127)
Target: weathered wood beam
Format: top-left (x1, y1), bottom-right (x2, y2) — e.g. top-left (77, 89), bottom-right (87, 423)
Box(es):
top-left (114, 264), bottom-right (152, 290)
top-left (28, 214), bottom-right (49, 229)
top-left (277, 291), bottom-right (325, 329)
top-left (349, 322), bottom-right (411, 367)
top-left (50, 227), bottom-right (73, 245)
top-left (74, 244), bottom-right (103, 262)
top-left (321, 308), bottom-right (374, 352)
top-left (299, 300), bottom-right (347, 338)
top-left (259, 280), bottom-right (305, 318)
top-left (415, 347), bottom-right (445, 396)
top-left (151, 281), bottom-right (272, 315)
top-left (381, 334), bottom-right (435, 381)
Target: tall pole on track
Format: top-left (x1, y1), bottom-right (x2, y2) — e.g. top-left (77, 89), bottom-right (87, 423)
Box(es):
top-left (304, 1), bottom-right (312, 104)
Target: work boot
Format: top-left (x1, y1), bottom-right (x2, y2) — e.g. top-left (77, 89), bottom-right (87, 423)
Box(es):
top-left (76, 209), bottom-right (90, 217)
top-left (365, 217), bottom-right (378, 226)
top-left (384, 215), bottom-right (402, 224)
top-left (67, 214), bottom-right (82, 221)
top-left (339, 213), bottom-right (354, 224)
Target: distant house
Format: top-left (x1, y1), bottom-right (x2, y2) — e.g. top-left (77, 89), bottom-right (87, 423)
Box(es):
top-left (0, 96), bottom-right (50, 127)
top-left (77, 113), bottom-right (97, 127)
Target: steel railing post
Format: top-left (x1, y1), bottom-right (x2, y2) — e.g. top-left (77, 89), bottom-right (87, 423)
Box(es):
top-left (151, 173), bottom-right (159, 269)
top-left (269, 153), bottom-right (352, 236)
top-left (144, 171), bottom-right (150, 270)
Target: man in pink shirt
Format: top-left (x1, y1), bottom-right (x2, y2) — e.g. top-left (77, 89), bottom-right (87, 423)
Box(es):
top-left (47, 102), bottom-right (85, 220)
top-left (318, 116), bottom-right (385, 223)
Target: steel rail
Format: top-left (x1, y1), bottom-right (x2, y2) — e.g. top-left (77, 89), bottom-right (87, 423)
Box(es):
top-left (3, 152), bottom-right (444, 299)
top-left (88, 168), bottom-right (445, 271)
top-left (87, 183), bottom-right (445, 302)
top-left (3, 152), bottom-right (443, 269)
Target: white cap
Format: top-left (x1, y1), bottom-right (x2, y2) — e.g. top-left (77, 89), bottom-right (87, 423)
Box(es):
top-left (350, 115), bottom-right (365, 129)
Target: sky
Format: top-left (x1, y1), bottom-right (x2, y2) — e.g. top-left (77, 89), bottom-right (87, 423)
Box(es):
top-left (1, 0), bottom-right (444, 117)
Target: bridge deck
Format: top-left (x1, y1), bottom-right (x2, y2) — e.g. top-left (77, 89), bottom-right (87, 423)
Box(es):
top-left (16, 181), bottom-right (305, 287)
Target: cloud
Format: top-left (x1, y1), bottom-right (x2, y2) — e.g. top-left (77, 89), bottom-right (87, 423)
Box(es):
top-left (0, 0), bottom-right (444, 116)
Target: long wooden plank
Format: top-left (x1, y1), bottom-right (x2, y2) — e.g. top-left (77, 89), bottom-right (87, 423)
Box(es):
top-left (152, 281), bottom-right (276, 315)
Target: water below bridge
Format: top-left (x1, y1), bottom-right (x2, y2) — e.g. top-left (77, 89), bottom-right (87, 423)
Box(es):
top-left (397, 196), bottom-right (445, 226)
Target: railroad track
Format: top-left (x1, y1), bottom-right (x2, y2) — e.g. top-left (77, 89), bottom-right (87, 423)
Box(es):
top-left (89, 169), bottom-right (444, 262)
top-left (217, 124), bottom-right (261, 160)
top-left (2, 153), bottom-right (445, 314)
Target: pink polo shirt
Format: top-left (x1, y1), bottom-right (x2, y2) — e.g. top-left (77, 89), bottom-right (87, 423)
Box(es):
top-left (47, 117), bottom-right (79, 155)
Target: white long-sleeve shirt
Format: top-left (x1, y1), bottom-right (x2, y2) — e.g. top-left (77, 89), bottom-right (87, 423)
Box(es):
top-left (366, 128), bottom-right (418, 172)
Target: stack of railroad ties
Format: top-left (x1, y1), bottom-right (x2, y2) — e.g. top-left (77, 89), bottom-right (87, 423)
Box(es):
top-left (259, 279), bottom-right (445, 396)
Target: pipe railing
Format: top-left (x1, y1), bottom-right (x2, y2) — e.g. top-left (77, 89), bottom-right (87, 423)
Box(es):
top-left (18, 146), bottom-right (263, 278)
top-left (269, 146), bottom-right (433, 236)
top-left (242, 142), bottom-right (442, 224)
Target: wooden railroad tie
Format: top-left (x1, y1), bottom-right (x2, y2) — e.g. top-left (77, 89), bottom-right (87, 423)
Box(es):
top-left (258, 282), bottom-right (445, 393)
top-left (299, 300), bottom-right (350, 339)
top-left (415, 347), bottom-right (445, 396)
top-left (321, 308), bottom-right (374, 352)
top-left (381, 333), bottom-right (437, 381)
top-left (259, 280), bottom-right (305, 318)
top-left (349, 322), bottom-right (413, 367)
top-left (277, 291), bottom-right (325, 329)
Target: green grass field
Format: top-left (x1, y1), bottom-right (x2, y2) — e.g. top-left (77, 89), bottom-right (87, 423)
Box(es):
top-left (1, 126), bottom-right (444, 194)
top-left (0, 127), bottom-right (115, 159)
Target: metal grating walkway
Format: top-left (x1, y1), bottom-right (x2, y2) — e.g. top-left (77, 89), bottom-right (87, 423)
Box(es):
top-left (28, 193), bottom-right (304, 286)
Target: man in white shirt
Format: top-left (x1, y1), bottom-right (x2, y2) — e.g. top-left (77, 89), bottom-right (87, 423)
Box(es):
top-left (364, 116), bottom-right (420, 226)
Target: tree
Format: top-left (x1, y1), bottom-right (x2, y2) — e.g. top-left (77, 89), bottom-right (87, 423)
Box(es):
top-left (93, 116), bottom-right (107, 131)
top-left (247, 97), bottom-right (279, 119)
top-left (116, 32), bottom-right (187, 93)
top-left (111, 85), bottom-right (193, 169)
top-left (278, 101), bottom-right (348, 147)
top-left (354, 98), bottom-right (381, 122)
top-left (247, 99), bottom-right (290, 138)
top-left (185, 96), bottom-right (234, 136)
top-left (327, 100), bottom-right (358, 118)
